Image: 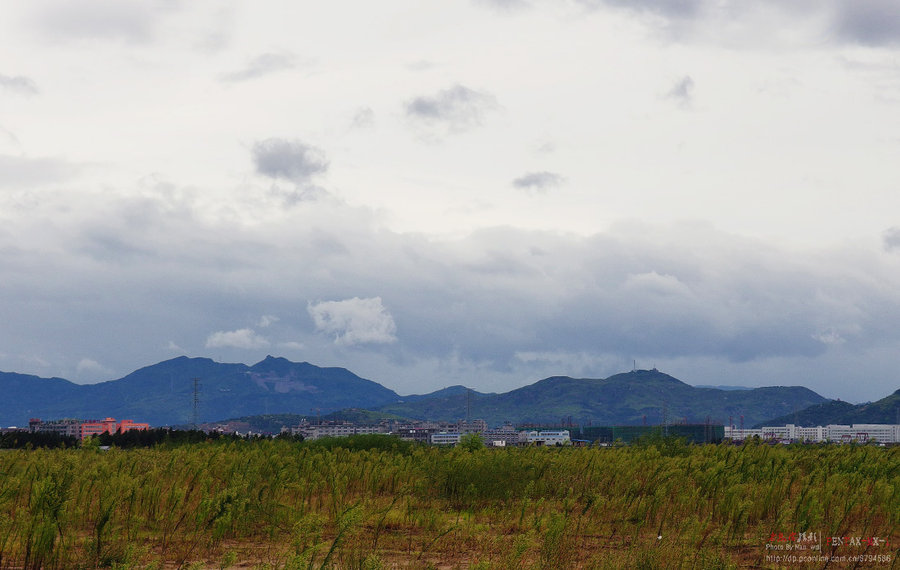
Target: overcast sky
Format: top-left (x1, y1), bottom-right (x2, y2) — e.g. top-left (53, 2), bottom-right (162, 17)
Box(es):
top-left (2, 0), bottom-right (900, 403)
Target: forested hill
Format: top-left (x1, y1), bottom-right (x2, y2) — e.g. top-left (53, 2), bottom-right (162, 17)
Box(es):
top-left (376, 369), bottom-right (828, 427)
top-left (755, 388), bottom-right (900, 428)
top-left (1, 359), bottom-right (838, 428)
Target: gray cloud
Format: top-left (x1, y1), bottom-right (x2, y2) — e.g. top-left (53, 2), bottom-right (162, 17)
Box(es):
top-left (512, 171), bottom-right (564, 192)
top-left (0, 155), bottom-right (78, 188)
top-left (580, 0), bottom-right (900, 48)
top-left (32, 1), bottom-right (170, 43)
top-left (405, 84), bottom-right (499, 133)
top-left (351, 107), bottom-right (375, 129)
top-left (252, 138), bottom-right (329, 183)
top-left (884, 227), bottom-right (900, 251)
top-left (2, 186), bottom-right (900, 400)
top-left (0, 75), bottom-right (39, 96)
top-left (834, 1), bottom-right (900, 46)
top-left (578, 0), bottom-right (704, 19)
top-left (475, 0), bottom-right (532, 12)
top-left (219, 52), bottom-right (298, 83)
top-left (666, 75), bottom-right (694, 107)
top-left (0, 127), bottom-right (21, 150)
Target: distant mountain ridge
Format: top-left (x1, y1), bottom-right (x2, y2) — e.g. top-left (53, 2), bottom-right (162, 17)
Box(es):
top-left (375, 369), bottom-right (828, 427)
top-left (0, 356), bottom-right (400, 427)
top-left (756, 389), bottom-right (900, 427)
top-left (0, 357), bottom-right (876, 428)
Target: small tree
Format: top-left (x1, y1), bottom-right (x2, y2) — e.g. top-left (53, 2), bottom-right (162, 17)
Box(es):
top-left (459, 432), bottom-right (484, 451)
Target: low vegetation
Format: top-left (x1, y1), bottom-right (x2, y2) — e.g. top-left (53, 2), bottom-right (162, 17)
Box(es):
top-left (0, 435), bottom-right (896, 568)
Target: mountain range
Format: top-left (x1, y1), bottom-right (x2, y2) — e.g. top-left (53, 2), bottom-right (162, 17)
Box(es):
top-left (1, 356), bottom-right (895, 428)
top-left (0, 356), bottom-right (398, 427)
top-left (754, 389), bottom-right (900, 428)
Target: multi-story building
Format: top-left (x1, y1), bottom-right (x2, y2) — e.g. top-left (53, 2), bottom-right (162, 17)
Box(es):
top-left (825, 424), bottom-right (900, 443)
top-left (482, 424), bottom-right (520, 447)
top-left (29, 418), bottom-right (83, 439)
top-left (30, 417), bottom-right (150, 440)
top-left (725, 423), bottom-right (900, 444)
top-left (524, 430), bottom-right (571, 446)
top-left (430, 432), bottom-right (462, 445)
top-left (295, 423), bottom-right (390, 441)
top-left (724, 427), bottom-right (763, 440)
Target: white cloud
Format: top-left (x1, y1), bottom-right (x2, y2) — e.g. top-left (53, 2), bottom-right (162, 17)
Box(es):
top-left (75, 358), bottom-right (113, 380)
top-left (308, 297), bottom-right (398, 346)
top-left (205, 329), bottom-right (270, 350)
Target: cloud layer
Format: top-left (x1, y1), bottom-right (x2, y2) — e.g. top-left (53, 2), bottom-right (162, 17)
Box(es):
top-left (1, 1), bottom-right (900, 404)
top-left (2, 176), bottom-right (898, 399)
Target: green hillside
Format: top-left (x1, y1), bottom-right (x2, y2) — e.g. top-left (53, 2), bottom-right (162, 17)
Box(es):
top-left (758, 388), bottom-right (900, 427)
top-left (377, 369), bottom-right (828, 427)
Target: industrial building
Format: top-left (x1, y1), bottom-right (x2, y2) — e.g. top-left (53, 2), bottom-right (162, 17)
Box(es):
top-left (724, 423), bottom-right (900, 444)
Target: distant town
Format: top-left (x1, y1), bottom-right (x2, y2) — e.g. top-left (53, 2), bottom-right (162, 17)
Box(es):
top-left (12, 416), bottom-right (900, 446)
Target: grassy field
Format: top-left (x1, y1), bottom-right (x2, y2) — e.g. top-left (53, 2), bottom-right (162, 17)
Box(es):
top-left (0, 436), bottom-right (897, 569)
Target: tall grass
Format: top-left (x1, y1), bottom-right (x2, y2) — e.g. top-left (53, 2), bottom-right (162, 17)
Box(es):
top-left (0, 437), bottom-right (896, 568)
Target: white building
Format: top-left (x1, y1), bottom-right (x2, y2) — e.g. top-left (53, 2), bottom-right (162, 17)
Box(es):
top-left (826, 424), bottom-right (900, 443)
top-left (430, 432), bottom-right (462, 445)
top-left (725, 423), bottom-right (900, 444)
top-left (795, 425), bottom-right (826, 442)
top-left (724, 427), bottom-right (763, 440)
top-left (525, 430), bottom-right (571, 446)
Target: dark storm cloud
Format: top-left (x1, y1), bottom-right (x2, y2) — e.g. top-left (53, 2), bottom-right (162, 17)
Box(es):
top-left (0, 155), bottom-right (78, 188)
top-left (219, 52), bottom-right (298, 83)
top-left (512, 171), bottom-right (564, 192)
top-left (833, 1), bottom-right (900, 46)
top-left (0, 74), bottom-right (38, 96)
top-left (252, 138), bottom-right (329, 183)
top-left (405, 84), bottom-right (499, 133)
